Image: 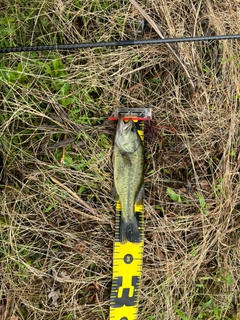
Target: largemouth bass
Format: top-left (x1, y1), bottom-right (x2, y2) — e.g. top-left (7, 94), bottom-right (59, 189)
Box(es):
top-left (113, 116), bottom-right (144, 243)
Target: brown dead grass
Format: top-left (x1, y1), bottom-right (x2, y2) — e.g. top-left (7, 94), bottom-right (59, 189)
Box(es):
top-left (0, 0), bottom-right (240, 319)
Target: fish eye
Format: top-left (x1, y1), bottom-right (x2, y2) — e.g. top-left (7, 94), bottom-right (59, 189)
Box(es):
top-left (131, 127), bottom-right (136, 132)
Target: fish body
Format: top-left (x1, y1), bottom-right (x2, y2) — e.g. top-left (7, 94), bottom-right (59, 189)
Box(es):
top-left (113, 117), bottom-right (144, 243)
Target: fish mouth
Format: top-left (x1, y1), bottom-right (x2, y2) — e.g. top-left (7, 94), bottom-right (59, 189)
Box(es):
top-left (123, 118), bottom-right (134, 130)
top-left (118, 116), bottom-right (134, 134)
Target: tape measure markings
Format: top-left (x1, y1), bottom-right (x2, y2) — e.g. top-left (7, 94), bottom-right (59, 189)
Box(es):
top-left (110, 115), bottom-right (148, 320)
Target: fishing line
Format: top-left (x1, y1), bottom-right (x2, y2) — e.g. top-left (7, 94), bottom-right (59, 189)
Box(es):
top-left (0, 34), bottom-right (240, 54)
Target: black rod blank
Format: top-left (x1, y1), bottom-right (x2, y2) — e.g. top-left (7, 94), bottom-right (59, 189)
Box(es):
top-left (1, 34), bottom-right (240, 54)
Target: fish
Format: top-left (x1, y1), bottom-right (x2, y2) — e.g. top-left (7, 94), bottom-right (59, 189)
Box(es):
top-left (113, 116), bottom-right (144, 243)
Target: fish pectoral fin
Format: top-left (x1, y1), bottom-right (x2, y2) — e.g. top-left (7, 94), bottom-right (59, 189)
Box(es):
top-left (122, 154), bottom-right (132, 166)
top-left (120, 216), bottom-right (141, 243)
top-left (112, 185), bottom-right (119, 201)
top-left (135, 184), bottom-right (144, 205)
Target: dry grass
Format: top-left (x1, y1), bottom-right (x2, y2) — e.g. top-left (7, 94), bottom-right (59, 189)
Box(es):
top-left (0, 0), bottom-right (240, 319)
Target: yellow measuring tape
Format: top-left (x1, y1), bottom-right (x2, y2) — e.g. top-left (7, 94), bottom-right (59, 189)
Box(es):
top-left (110, 118), bottom-right (145, 320)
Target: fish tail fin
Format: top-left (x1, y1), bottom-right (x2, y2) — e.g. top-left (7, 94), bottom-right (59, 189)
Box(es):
top-left (120, 216), bottom-right (141, 243)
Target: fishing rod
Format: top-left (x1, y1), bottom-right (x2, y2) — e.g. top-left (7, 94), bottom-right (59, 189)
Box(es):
top-left (0, 34), bottom-right (240, 54)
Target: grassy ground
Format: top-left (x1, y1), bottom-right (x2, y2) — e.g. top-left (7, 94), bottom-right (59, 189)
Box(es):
top-left (0, 0), bottom-right (240, 319)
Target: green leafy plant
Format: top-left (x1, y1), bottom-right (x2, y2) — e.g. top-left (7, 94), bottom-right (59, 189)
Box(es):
top-left (196, 192), bottom-right (209, 214)
top-left (167, 187), bottom-right (182, 202)
top-left (175, 308), bottom-right (189, 320)
top-left (166, 187), bottom-right (189, 203)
